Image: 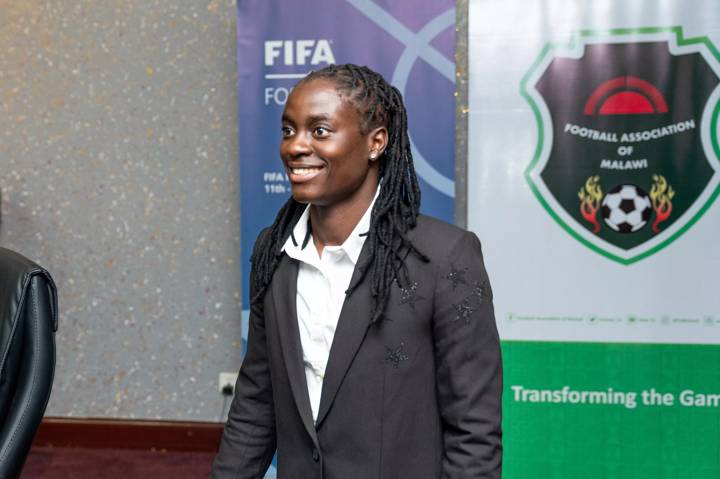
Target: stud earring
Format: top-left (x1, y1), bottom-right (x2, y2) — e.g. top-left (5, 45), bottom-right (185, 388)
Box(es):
top-left (370, 151), bottom-right (377, 159)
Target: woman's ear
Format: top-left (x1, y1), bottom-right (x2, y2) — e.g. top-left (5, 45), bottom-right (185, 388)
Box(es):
top-left (367, 126), bottom-right (388, 161)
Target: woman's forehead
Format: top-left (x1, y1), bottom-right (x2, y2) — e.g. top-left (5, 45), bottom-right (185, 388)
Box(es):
top-left (284, 78), bottom-right (360, 119)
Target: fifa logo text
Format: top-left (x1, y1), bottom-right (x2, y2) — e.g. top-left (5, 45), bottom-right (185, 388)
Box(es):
top-left (264, 40), bottom-right (336, 66)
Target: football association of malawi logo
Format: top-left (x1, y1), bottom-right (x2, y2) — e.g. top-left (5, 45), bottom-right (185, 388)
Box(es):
top-left (522, 27), bottom-right (720, 264)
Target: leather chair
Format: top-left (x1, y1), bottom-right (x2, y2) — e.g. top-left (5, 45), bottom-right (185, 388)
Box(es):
top-left (0, 248), bottom-right (57, 479)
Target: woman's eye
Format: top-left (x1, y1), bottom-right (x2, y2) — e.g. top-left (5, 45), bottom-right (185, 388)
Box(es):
top-left (314, 126), bottom-right (329, 137)
top-left (281, 126), bottom-right (294, 137)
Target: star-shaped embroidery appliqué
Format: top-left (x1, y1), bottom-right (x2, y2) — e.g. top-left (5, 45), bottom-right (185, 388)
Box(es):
top-left (472, 279), bottom-right (486, 303)
top-left (444, 264), bottom-right (468, 289)
top-left (398, 281), bottom-right (425, 309)
top-left (385, 342), bottom-right (409, 368)
top-left (453, 297), bottom-right (477, 324)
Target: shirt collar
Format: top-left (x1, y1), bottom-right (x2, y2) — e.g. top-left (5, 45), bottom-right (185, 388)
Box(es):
top-left (282, 187), bottom-right (379, 265)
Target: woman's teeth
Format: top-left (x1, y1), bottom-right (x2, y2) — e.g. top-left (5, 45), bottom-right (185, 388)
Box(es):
top-left (292, 167), bottom-right (322, 176)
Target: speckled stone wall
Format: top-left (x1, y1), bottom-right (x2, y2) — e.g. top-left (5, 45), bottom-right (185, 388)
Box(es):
top-left (0, 0), bottom-right (242, 420)
top-left (455, 0), bottom-right (469, 227)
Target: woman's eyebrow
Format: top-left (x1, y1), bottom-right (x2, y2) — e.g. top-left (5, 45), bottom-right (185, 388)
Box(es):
top-left (306, 113), bottom-right (331, 124)
top-left (281, 113), bottom-right (330, 124)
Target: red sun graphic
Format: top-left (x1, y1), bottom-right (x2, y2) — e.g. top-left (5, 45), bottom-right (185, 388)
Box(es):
top-left (584, 76), bottom-right (669, 115)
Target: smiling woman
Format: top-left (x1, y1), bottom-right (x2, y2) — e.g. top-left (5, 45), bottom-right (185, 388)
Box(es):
top-left (250, 65), bottom-right (425, 322)
top-left (211, 64), bottom-right (502, 479)
top-left (279, 77), bottom-right (385, 214)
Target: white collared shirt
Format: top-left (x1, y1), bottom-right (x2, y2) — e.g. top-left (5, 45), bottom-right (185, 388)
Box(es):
top-left (282, 192), bottom-right (377, 423)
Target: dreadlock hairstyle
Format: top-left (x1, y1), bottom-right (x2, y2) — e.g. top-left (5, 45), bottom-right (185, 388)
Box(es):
top-left (250, 63), bottom-right (429, 322)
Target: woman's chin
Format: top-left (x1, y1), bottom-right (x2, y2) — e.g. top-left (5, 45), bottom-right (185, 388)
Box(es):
top-left (290, 185), bottom-right (319, 204)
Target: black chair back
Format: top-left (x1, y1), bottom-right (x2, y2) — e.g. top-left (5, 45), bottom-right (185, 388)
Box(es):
top-left (0, 248), bottom-right (57, 479)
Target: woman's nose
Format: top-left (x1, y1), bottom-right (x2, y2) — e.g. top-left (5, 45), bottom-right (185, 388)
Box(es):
top-left (283, 132), bottom-right (312, 156)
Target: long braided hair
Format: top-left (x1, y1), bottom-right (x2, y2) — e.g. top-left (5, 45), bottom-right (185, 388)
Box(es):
top-left (250, 63), bottom-right (428, 322)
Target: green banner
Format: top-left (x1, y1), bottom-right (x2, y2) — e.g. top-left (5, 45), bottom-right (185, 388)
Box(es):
top-left (503, 341), bottom-right (720, 478)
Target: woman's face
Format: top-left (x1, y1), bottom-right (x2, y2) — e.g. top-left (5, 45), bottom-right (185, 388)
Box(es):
top-left (280, 78), bottom-right (387, 208)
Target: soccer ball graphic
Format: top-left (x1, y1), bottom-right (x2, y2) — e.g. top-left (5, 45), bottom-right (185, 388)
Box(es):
top-left (600, 184), bottom-right (652, 233)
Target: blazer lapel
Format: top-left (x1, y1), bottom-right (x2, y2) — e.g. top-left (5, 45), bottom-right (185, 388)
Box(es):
top-left (315, 245), bottom-right (374, 428)
top-left (271, 254), bottom-right (319, 446)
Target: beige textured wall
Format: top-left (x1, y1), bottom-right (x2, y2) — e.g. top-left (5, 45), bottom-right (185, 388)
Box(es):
top-left (0, 0), bottom-right (242, 420)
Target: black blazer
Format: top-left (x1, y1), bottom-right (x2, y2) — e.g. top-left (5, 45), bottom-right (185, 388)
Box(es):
top-left (212, 215), bottom-right (502, 479)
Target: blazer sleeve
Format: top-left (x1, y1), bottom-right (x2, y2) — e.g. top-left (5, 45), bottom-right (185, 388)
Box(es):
top-left (211, 234), bottom-right (277, 479)
top-left (432, 230), bottom-right (502, 478)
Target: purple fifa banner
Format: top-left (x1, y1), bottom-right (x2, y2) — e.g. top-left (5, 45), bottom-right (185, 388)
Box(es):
top-left (236, 1), bottom-right (455, 475)
top-left (237, 0), bottom-right (456, 332)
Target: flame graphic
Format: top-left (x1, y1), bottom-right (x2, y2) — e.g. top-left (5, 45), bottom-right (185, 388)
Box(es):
top-left (578, 175), bottom-right (603, 233)
top-left (649, 175), bottom-right (675, 233)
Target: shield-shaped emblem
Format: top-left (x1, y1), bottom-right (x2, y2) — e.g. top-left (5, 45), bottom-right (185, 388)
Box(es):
top-left (522, 27), bottom-right (720, 264)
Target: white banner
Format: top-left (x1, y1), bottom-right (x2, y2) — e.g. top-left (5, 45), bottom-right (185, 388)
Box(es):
top-left (467, 0), bottom-right (720, 344)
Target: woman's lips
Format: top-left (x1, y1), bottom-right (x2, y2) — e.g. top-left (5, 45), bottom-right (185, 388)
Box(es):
top-left (288, 166), bottom-right (325, 183)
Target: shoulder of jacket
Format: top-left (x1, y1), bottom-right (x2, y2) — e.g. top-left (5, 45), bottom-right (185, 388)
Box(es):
top-left (412, 214), bottom-right (471, 240)
top-left (252, 226), bottom-right (272, 247)
top-left (410, 215), bottom-right (476, 257)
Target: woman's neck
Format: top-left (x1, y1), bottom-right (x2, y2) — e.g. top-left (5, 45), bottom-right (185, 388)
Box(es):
top-left (309, 179), bottom-right (378, 256)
